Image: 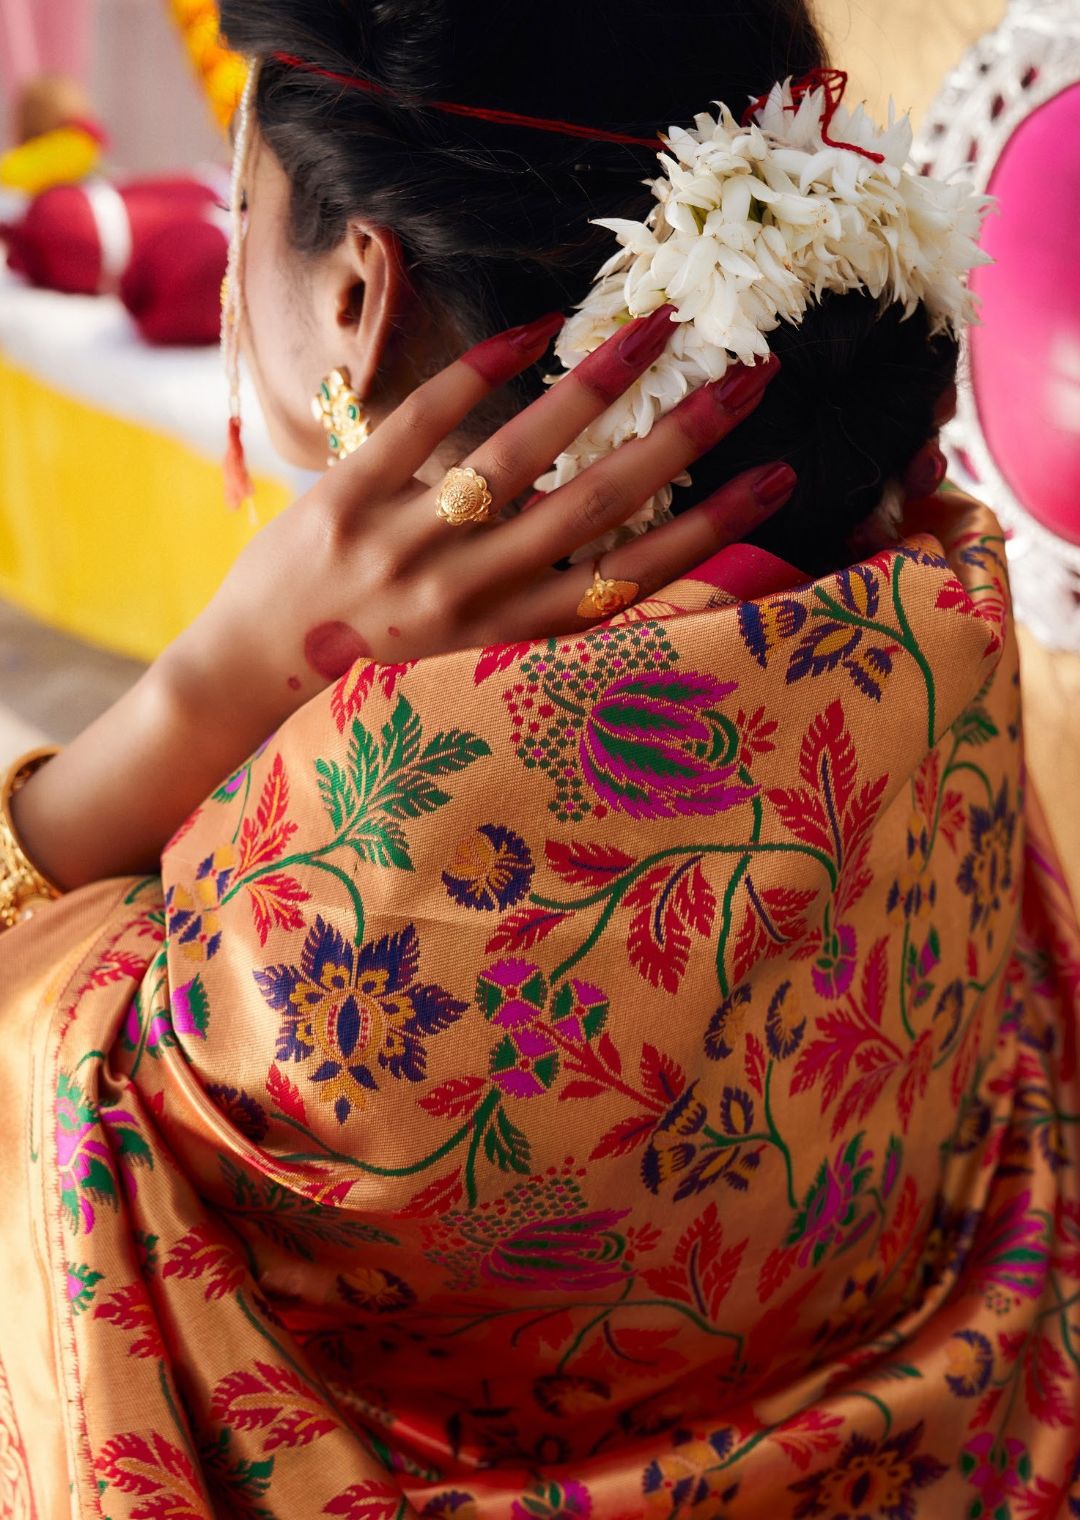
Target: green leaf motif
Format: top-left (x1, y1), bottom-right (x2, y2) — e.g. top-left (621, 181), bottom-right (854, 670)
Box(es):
top-left (315, 758), bottom-right (357, 831)
top-left (417, 728), bottom-right (492, 776)
top-left (952, 706), bottom-right (998, 748)
top-left (483, 1106), bottom-right (531, 1176)
top-left (376, 772), bottom-right (452, 822)
top-left (345, 816), bottom-right (413, 871)
top-left (348, 719), bottom-right (381, 806)
top-left (380, 694), bottom-right (423, 776)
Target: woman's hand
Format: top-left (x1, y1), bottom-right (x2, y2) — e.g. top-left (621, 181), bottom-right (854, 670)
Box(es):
top-left (12, 307), bottom-right (792, 890)
top-left (171, 305), bottom-right (791, 735)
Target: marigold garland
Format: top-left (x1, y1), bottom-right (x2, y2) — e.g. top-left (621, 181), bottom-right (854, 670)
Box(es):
top-left (168, 0), bottom-right (248, 132)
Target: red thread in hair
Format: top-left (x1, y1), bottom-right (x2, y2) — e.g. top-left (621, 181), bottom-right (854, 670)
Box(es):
top-left (273, 53), bottom-right (660, 149)
top-left (742, 68), bottom-right (885, 164)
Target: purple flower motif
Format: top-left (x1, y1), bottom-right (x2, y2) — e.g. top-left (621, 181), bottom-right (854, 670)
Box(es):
top-left (205, 1084), bottom-right (268, 1143)
top-left (789, 1421), bottom-right (947, 1518)
top-left (705, 983), bottom-right (752, 1061)
top-left (442, 823), bottom-right (534, 911)
top-left (812, 923), bottom-right (857, 998)
top-left (957, 780), bottom-right (1017, 938)
top-left (254, 915), bottom-right (466, 1124)
top-left (765, 980), bottom-right (806, 1059)
top-left (787, 1133), bottom-right (875, 1269)
top-left (945, 1329), bottom-right (994, 1397)
top-left (965, 1188), bottom-right (1051, 1303)
top-left (960, 1433), bottom-right (1030, 1515)
top-left (511, 1481), bottom-right (592, 1520)
top-left (489, 1025), bottom-right (558, 1098)
top-left (548, 979), bottom-right (608, 1044)
top-left (122, 975), bottom-right (209, 1057)
top-left (475, 958), bottom-right (548, 1030)
top-left (579, 669), bottom-right (756, 820)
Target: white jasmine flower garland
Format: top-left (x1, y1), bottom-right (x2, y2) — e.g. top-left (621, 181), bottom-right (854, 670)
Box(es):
top-left (543, 76), bottom-right (994, 560)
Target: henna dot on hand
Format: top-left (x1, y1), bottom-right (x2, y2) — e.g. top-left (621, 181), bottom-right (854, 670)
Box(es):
top-left (303, 621), bottom-right (371, 681)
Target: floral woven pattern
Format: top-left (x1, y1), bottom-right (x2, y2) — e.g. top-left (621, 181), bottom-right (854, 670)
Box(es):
top-left (0, 491), bottom-right (1077, 1519)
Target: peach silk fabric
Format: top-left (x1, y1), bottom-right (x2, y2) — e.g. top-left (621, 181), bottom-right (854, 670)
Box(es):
top-left (1, 490), bottom-right (1077, 1520)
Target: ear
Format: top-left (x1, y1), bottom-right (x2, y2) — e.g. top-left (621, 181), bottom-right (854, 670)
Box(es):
top-left (324, 222), bottom-right (410, 403)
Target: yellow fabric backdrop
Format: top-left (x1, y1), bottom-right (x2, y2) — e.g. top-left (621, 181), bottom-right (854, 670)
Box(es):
top-left (0, 355), bottom-right (291, 662)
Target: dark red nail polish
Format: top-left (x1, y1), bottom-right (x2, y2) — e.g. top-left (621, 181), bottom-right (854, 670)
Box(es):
top-left (576, 305), bottom-right (675, 403)
top-left (615, 305), bottom-right (676, 367)
top-left (462, 311), bottom-right (564, 383)
top-left (711, 354), bottom-right (780, 414)
top-left (751, 461), bottom-right (797, 510)
top-left (505, 311), bottom-right (566, 352)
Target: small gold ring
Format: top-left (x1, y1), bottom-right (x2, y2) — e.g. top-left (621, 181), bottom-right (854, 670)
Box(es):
top-left (576, 559), bottom-right (640, 620)
top-left (435, 465), bottom-right (495, 526)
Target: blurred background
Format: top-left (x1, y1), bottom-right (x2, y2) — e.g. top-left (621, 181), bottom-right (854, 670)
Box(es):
top-left (1, 0), bottom-right (1078, 891)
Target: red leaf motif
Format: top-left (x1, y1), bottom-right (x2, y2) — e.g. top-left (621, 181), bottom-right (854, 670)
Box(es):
top-left (673, 864), bottom-right (717, 936)
top-left (590, 1113), bottom-right (655, 1161)
top-left (558, 1080), bottom-right (608, 1101)
top-left (484, 906), bottom-right (569, 955)
top-left (879, 1176), bottom-right (922, 1275)
top-left (842, 774), bottom-right (889, 855)
top-left (770, 1408), bottom-right (845, 1472)
top-left (861, 938), bottom-right (889, 1027)
top-left (757, 1243), bottom-right (798, 1303)
top-left (400, 1169), bottom-right (464, 1218)
top-left (912, 747), bottom-right (940, 823)
top-left (766, 785), bottom-right (834, 857)
top-left (745, 1032), bottom-right (767, 1097)
top-left (331, 661), bottom-right (376, 731)
top-left (163, 1224), bottom-right (245, 1301)
top-left (935, 576), bottom-right (975, 613)
top-left (897, 1031), bottom-right (933, 1132)
top-left (792, 1011), bottom-right (879, 1114)
top-left (246, 873), bottom-right (310, 947)
top-left (799, 700), bottom-right (857, 818)
top-left (596, 1031), bottom-right (623, 1077)
top-left (266, 1063), bottom-right (307, 1124)
top-left (640, 1045), bottom-right (686, 1106)
top-left (95, 1431), bottom-right (201, 1504)
top-left (1025, 1334), bottom-right (1075, 1428)
top-left (544, 837), bottom-right (637, 888)
top-left (323, 1480), bottom-right (402, 1520)
top-left (210, 1360), bottom-right (336, 1451)
top-left (418, 1076), bottom-right (487, 1120)
top-left (642, 1202), bottom-right (747, 1320)
top-left (236, 755), bottom-right (296, 874)
top-left (939, 789), bottom-right (966, 852)
top-left (628, 899), bottom-right (691, 994)
top-left (473, 641), bottom-right (533, 686)
top-left (93, 1283), bottom-right (164, 1359)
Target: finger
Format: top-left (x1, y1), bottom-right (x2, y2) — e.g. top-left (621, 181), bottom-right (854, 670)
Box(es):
top-left (481, 355), bottom-right (781, 573)
top-left (447, 305), bottom-right (680, 513)
top-left (503, 462), bottom-right (797, 638)
top-left (324, 311), bottom-right (565, 504)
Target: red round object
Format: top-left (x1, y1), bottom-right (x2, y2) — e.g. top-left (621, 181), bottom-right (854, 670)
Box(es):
top-left (3, 176), bottom-right (222, 297)
top-left (969, 84), bottom-right (1080, 546)
top-left (120, 218), bottom-right (227, 346)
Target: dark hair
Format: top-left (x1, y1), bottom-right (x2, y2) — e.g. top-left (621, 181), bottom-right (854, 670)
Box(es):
top-left (220, 0), bottom-right (957, 574)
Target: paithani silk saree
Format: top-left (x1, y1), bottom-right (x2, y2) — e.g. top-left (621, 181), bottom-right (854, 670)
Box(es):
top-left (1, 489), bottom-right (1078, 1520)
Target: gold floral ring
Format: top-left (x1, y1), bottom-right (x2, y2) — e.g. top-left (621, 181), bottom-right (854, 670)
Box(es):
top-left (435, 466), bottom-right (495, 526)
top-left (575, 559), bottom-right (640, 620)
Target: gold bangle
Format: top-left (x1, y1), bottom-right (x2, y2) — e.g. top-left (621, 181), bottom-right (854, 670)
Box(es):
top-left (0, 747), bottom-right (63, 931)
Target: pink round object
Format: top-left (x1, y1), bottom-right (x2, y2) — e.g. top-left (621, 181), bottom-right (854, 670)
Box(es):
top-left (969, 83), bottom-right (1080, 546)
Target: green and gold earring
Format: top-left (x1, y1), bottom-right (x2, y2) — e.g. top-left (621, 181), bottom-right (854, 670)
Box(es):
top-left (311, 366), bottom-right (371, 464)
